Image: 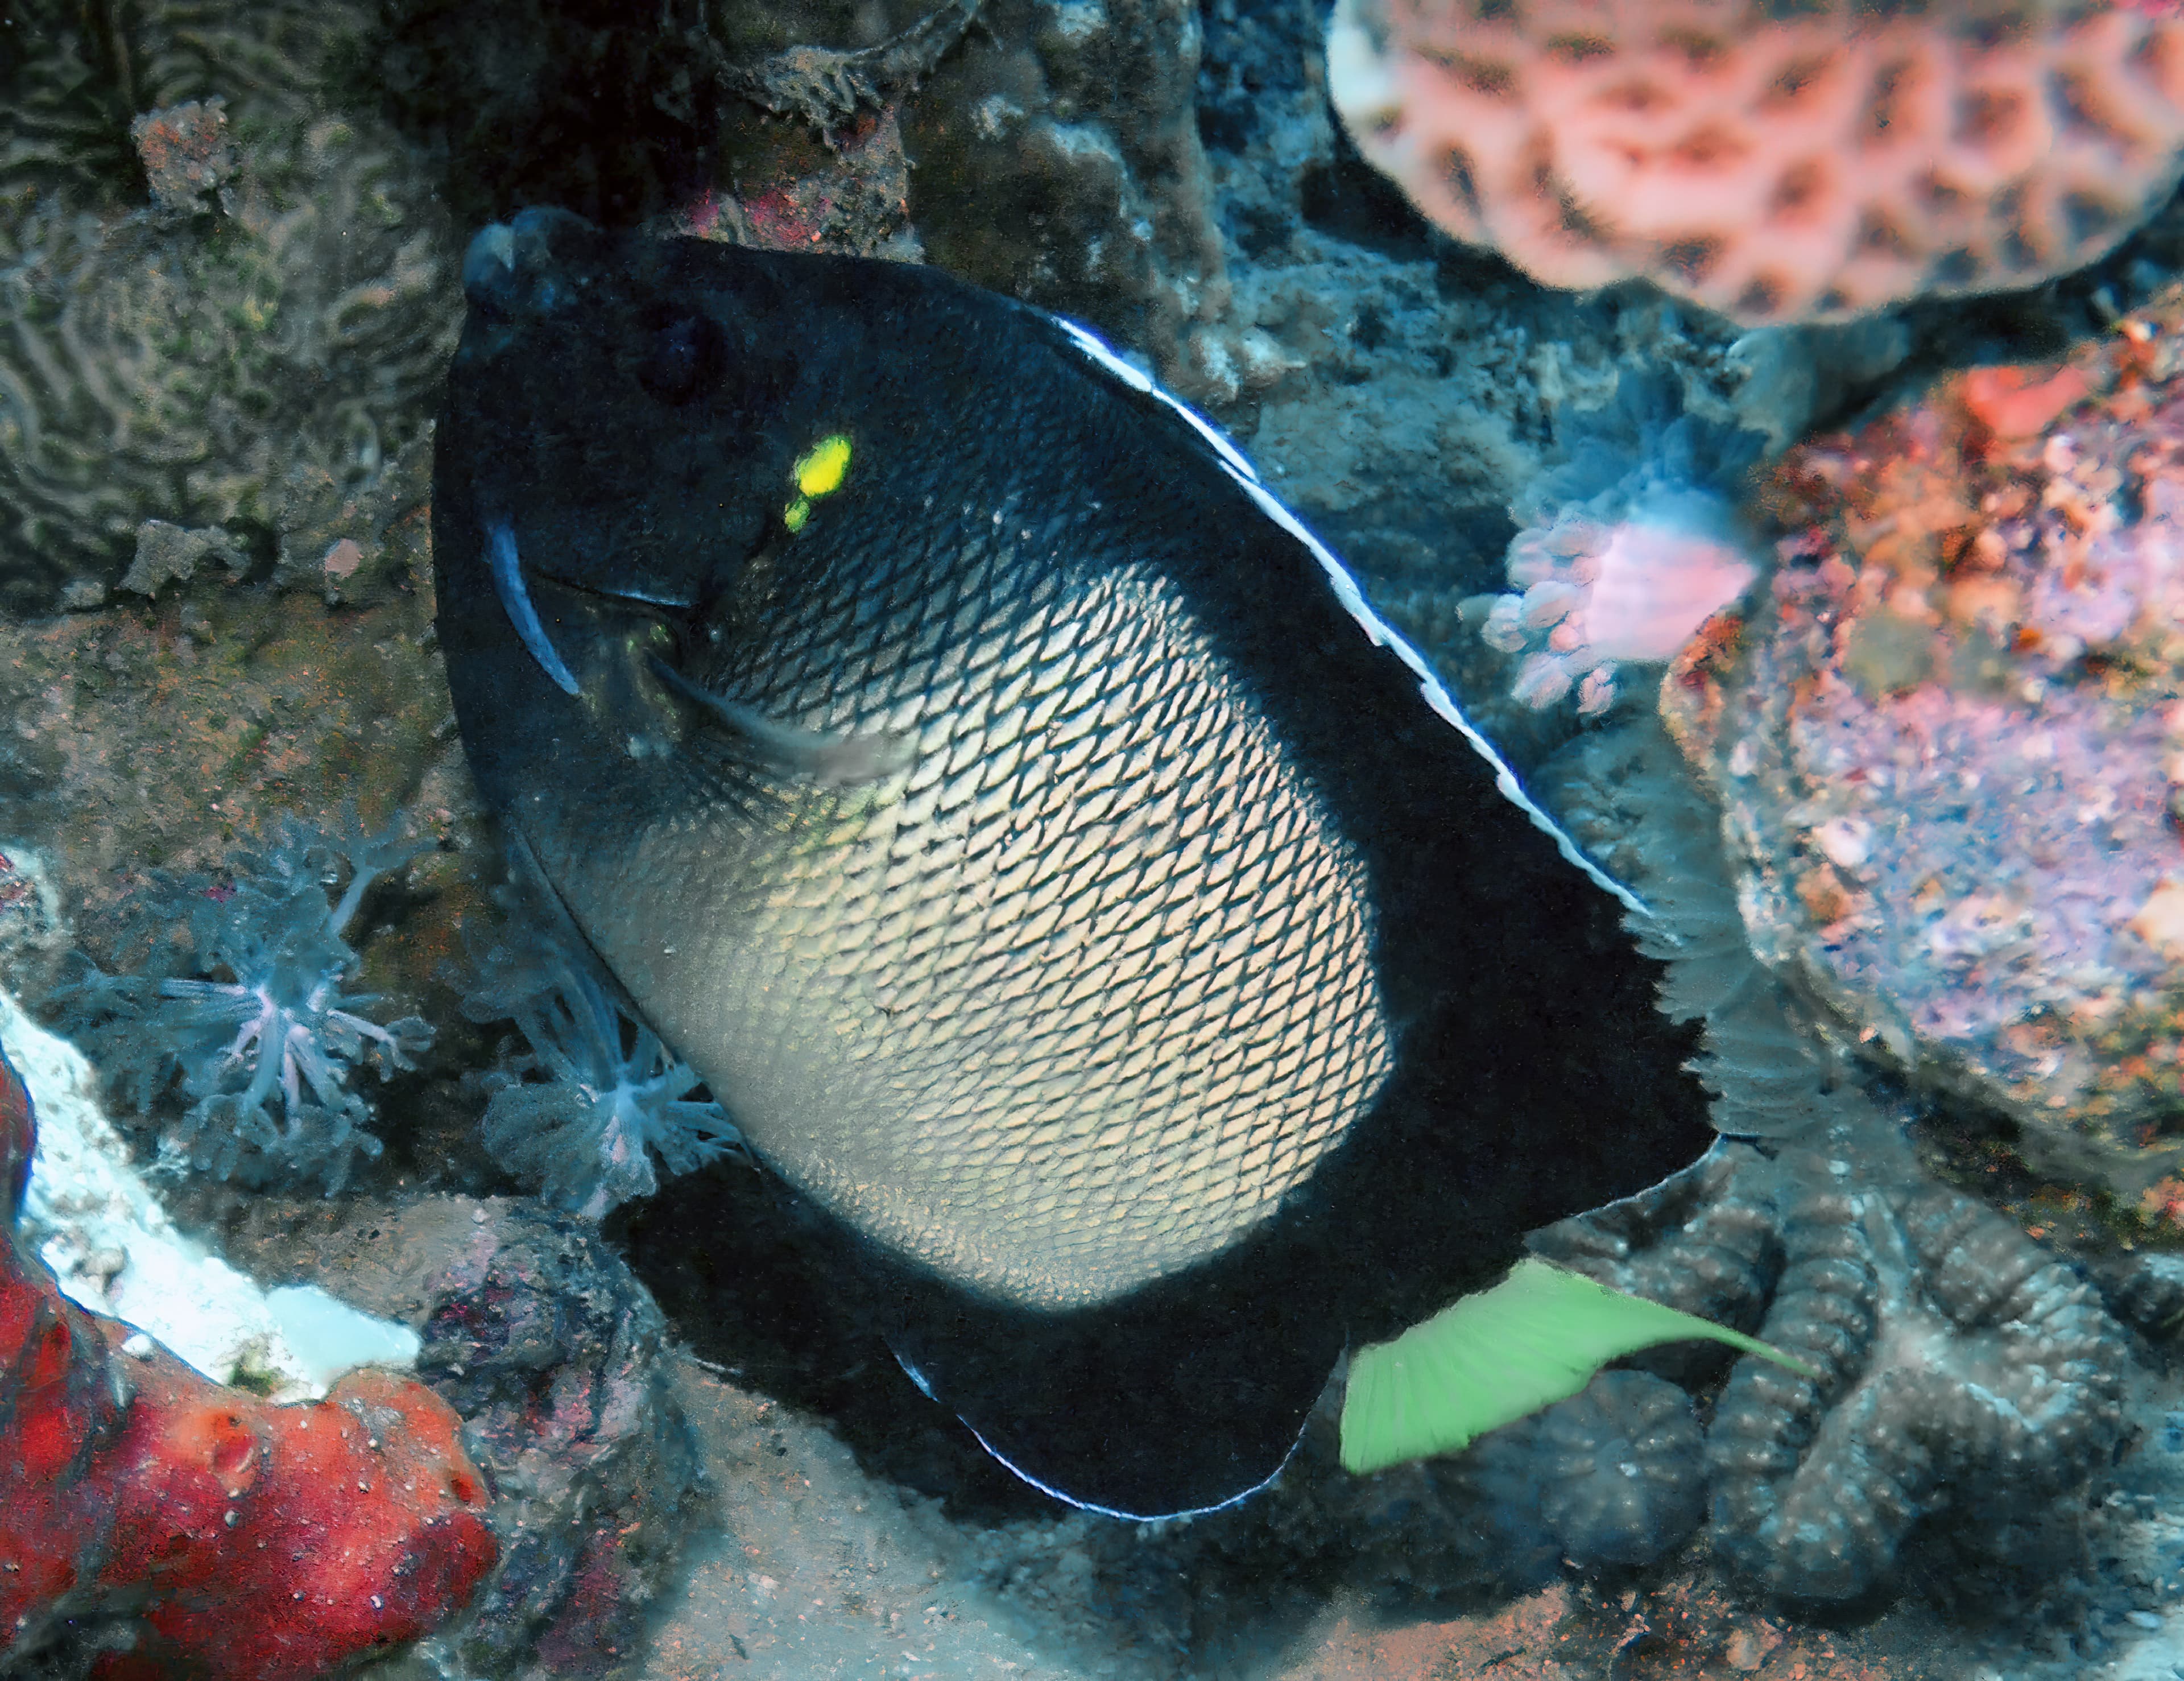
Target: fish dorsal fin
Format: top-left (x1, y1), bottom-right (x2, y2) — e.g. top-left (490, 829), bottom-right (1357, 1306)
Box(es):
top-left (1048, 316), bottom-right (1654, 924)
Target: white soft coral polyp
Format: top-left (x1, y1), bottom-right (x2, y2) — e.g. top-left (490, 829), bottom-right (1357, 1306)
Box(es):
top-left (1484, 487), bottom-right (1757, 715)
top-left (1587, 503), bottom-right (1758, 663)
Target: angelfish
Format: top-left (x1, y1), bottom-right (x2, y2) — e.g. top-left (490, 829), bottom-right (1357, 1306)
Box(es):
top-left (433, 209), bottom-right (1713, 1519)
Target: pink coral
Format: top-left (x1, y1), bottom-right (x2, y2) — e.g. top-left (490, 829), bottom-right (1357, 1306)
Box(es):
top-left (1476, 476), bottom-right (1764, 712)
top-left (1481, 485), bottom-right (1759, 714)
top-left (0, 1048), bottom-right (497, 1679)
top-left (1327, 0), bottom-right (2184, 323)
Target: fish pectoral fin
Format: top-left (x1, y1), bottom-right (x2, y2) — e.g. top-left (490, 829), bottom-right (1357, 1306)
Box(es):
top-left (1337, 1258), bottom-right (1816, 1475)
top-left (646, 655), bottom-right (913, 787)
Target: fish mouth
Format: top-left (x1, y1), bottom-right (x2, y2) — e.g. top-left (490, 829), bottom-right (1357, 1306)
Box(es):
top-left (483, 521), bottom-right (909, 786)
top-left (460, 208), bottom-right (602, 321)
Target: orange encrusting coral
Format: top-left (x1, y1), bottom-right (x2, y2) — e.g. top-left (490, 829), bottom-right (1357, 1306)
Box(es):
top-left (0, 1048), bottom-right (497, 1680)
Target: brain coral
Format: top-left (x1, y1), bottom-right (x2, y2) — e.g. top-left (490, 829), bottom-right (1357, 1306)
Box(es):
top-left (1533, 1128), bottom-right (2130, 1601)
top-left (1326, 0), bottom-right (2184, 324)
top-left (0, 3), bottom-right (457, 613)
top-left (1460, 1368), bottom-right (1711, 1570)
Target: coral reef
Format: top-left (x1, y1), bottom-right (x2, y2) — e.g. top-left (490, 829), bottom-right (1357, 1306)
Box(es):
top-left (1511, 716), bottom-right (2132, 1598)
top-left (1466, 377), bottom-right (1768, 714)
top-left (701, 0), bottom-right (983, 131)
top-left (213, 1191), bottom-right (709, 1680)
top-left (460, 892), bottom-right (743, 1220)
top-left (1546, 716), bottom-right (1858, 1140)
top-left (1460, 1369), bottom-right (1710, 1571)
top-left (0, 432), bottom-right (488, 1034)
top-left (128, 98), bottom-right (239, 215)
top-left (417, 1200), bottom-right (709, 1676)
top-left (0, 1), bottom-right (459, 612)
top-left (1533, 1127), bottom-right (2130, 1601)
top-left (0, 3), bottom-right (490, 1060)
top-left (1169, 0), bottom-right (1834, 759)
top-left (1665, 278), bottom-right (2184, 1200)
top-left (0, 0), bottom-right (371, 195)
top-left (1326, 0), bottom-right (2184, 325)
top-left (382, 0), bottom-right (1227, 385)
top-left (894, 0), bottom-right (1229, 381)
top-left (678, 109), bottom-right (926, 262)
top-left (3, 0), bottom-right (2170, 1670)
top-left (7, 985), bottom-right (420, 1401)
top-left (0, 1044), bottom-right (497, 1679)
top-left (48, 815), bottom-right (433, 1191)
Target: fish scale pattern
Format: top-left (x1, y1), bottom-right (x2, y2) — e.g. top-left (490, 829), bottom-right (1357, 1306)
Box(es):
top-left (652, 528), bottom-right (1394, 1311)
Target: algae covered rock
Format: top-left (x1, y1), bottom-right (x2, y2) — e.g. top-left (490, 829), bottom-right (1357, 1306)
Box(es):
top-left (381, 0), bottom-right (1226, 380)
top-left (1665, 282), bottom-right (2184, 1203)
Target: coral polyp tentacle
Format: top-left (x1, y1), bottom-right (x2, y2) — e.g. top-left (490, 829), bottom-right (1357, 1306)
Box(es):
top-left (45, 814), bottom-right (434, 1191)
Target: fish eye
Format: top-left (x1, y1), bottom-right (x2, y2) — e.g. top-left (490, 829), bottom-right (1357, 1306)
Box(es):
top-left (638, 313), bottom-right (726, 405)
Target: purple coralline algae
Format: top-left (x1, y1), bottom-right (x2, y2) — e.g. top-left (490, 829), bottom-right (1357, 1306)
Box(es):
top-left (48, 816), bottom-right (433, 1191)
top-left (1666, 281), bottom-right (2184, 1203)
top-left (410, 1199), bottom-right (707, 1676)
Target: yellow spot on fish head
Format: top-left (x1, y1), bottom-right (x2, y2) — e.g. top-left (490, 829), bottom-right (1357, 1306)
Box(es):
top-left (782, 433), bottom-right (851, 535)
top-left (795, 433), bottom-right (853, 499)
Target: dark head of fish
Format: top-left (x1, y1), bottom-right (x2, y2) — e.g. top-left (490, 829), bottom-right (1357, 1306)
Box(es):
top-left (434, 209), bottom-right (1713, 1519)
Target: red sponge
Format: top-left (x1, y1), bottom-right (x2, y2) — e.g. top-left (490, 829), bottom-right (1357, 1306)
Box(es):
top-left (0, 1048), bottom-right (498, 1680)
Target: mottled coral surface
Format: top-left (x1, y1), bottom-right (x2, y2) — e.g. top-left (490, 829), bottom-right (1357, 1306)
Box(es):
top-left (1534, 1117), bottom-right (2129, 1602)
top-left (1670, 282), bottom-right (2184, 1199)
top-left (1328, 0), bottom-right (2184, 324)
top-left (0, 102), bottom-right (457, 612)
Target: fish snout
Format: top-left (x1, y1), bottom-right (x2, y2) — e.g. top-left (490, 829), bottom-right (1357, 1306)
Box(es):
top-left (461, 207), bottom-right (602, 320)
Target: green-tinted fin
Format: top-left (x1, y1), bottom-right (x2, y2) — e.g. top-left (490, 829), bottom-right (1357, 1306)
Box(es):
top-left (648, 656), bottom-right (912, 786)
top-left (1338, 1258), bottom-right (1818, 1476)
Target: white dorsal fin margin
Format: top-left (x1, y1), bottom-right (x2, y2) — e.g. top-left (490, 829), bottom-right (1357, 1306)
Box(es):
top-left (1054, 315), bottom-right (1654, 923)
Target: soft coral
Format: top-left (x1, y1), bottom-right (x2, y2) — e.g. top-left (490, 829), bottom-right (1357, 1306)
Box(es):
top-left (460, 889), bottom-right (743, 1220)
top-left (50, 815), bottom-right (433, 1191)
